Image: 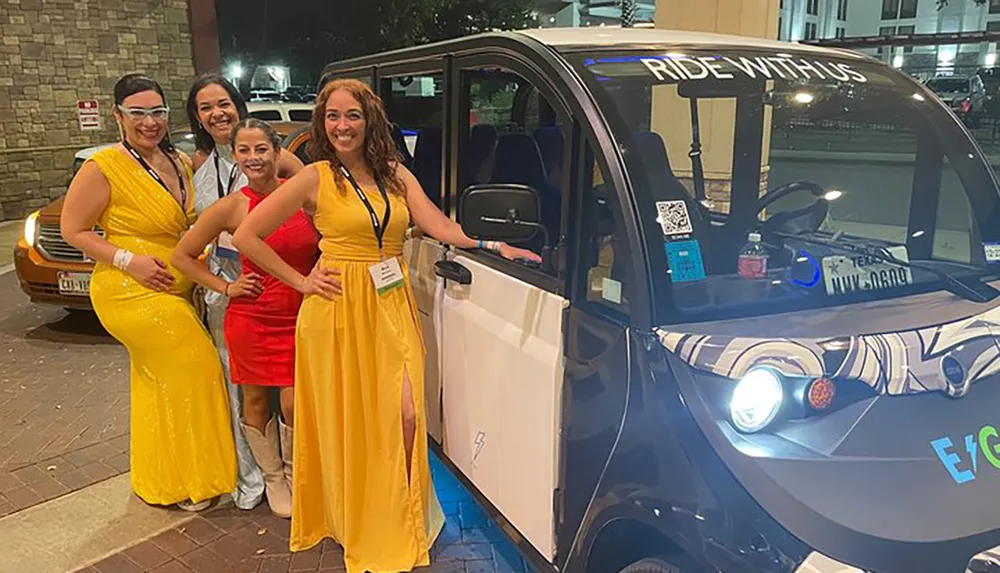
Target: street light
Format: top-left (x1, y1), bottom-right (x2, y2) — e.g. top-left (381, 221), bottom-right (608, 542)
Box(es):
top-left (230, 63), bottom-right (243, 79)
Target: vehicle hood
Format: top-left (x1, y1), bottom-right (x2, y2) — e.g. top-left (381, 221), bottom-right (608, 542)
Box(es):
top-left (38, 197), bottom-right (65, 220)
top-left (656, 284), bottom-right (1000, 397)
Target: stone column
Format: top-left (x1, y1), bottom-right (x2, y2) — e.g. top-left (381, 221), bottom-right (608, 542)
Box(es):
top-left (651, 0), bottom-right (780, 214)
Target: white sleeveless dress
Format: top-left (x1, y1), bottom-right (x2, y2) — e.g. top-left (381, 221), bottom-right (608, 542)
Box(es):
top-left (192, 146), bottom-right (265, 510)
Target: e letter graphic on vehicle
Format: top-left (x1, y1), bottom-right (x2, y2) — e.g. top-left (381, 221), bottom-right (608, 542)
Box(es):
top-left (932, 425), bottom-right (1000, 484)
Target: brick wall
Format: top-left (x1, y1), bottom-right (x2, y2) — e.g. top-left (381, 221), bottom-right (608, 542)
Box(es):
top-left (0, 0), bottom-right (196, 221)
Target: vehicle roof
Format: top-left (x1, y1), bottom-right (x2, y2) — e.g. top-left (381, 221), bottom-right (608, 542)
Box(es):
top-left (320, 27), bottom-right (871, 79)
top-left (516, 27), bottom-right (864, 58)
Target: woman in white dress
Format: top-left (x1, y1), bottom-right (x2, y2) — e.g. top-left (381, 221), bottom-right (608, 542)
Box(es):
top-left (185, 73), bottom-right (305, 511)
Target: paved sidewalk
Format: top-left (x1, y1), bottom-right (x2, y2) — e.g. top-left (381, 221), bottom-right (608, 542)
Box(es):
top-left (0, 271), bottom-right (129, 518)
top-left (71, 457), bottom-right (532, 573)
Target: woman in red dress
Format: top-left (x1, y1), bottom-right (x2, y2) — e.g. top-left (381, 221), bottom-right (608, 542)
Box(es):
top-left (172, 118), bottom-right (334, 518)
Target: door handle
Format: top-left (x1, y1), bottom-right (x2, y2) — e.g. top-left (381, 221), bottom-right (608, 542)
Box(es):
top-left (434, 260), bottom-right (472, 285)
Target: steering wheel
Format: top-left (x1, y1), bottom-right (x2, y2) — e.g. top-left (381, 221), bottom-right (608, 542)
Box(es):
top-left (758, 181), bottom-right (830, 237)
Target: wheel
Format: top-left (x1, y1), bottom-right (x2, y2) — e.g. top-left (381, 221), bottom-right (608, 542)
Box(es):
top-left (619, 555), bottom-right (694, 573)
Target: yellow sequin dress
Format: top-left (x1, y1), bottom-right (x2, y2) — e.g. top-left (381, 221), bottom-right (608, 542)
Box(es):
top-left (88, 147), bottom-right (237, 505)
top-left (291, 162), bottom-right (444, 572)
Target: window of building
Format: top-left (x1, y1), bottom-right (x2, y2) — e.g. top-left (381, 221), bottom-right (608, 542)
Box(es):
top-left (900, 0), bottom-right (918, 18)
top-left (836, 27), bottom-right (846, 39)
top-left (837, 0), bottom-right (849, 21)
top-left (884, 0), bottom-right (917, 19)
top-left (806, 22), bottom-right (818, 41)
top-left (898, 24), bottom-right (915, 53)
top-left (383, 73), bottom-right (444, 207)
top-left (991, 0), bottom-right (1000, 14)
top-left (807, 0), bottom-right (819, 16)
top-left (988, 20), bottom-right (1000, 53)
top-left (882, 0), bottom-right (900, 19)
top-left (877, 25), bottom-right (896, 57)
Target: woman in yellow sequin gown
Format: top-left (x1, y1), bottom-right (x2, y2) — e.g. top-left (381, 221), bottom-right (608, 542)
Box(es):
top-left (61, 74), bottom-right (236, 509)
top-left (233, 79), bottom-right (539, 572)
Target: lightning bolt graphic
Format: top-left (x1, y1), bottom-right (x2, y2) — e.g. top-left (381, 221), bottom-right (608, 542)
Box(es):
top-left (966, 433), bottom-right (979, 475)
top-left (473, 431), bottom-right (486, 464)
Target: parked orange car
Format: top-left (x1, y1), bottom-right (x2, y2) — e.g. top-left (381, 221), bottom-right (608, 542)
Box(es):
top-left (14, 122), bottom-right (309, 310)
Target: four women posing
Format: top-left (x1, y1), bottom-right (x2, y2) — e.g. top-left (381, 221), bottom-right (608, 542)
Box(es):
top-left (61, 72), bottom-right (538, 572)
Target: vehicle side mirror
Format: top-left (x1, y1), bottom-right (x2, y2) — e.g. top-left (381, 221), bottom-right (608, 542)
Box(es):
top-left (459, 184), bottom-right (547, 245)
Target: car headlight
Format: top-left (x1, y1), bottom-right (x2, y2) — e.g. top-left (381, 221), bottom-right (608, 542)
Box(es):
top-left (24, 211), bottom-right (39, 248)
top-left (730, 367), bottom-right (785, 433)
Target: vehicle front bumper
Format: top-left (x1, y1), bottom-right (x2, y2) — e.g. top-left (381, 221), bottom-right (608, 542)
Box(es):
top-left (14, 237), bottom-right (94, 309)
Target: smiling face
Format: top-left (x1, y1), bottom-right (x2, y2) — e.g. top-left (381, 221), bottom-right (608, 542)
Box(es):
top-left (196, 83), bottom-right (240, 145)
top-left (115, 90), bottom-right (167, 149)
top-left (233, 127), bottom-right (278, 186)
top-left (324, 89), bottom-right (367, 161)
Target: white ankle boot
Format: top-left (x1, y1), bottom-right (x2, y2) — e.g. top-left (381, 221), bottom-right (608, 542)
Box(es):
top-left (242, 417), bottom-right (291, 518)
top-left (278, 418), bottom-right (293, 488)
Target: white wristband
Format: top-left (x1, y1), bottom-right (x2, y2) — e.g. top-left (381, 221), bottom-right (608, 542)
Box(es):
top-left (113, 248), bottom-right (133, 271)
top-left (485, 241), bottom-right (502, 253)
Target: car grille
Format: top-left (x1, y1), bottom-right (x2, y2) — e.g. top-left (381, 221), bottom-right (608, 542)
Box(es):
top-left (36, 222), bottom-right (102, 263)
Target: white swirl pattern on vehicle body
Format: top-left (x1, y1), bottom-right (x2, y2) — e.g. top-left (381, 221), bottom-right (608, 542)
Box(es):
top-left (656, 305), bottom-right (1000, 395)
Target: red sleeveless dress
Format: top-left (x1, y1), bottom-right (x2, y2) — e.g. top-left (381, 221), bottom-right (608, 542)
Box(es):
top-left (224, 184), bottom-right (318, 387)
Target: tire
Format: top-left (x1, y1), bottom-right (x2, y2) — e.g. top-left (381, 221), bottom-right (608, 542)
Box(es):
top-left (618, 555), bottom-right (693, 573)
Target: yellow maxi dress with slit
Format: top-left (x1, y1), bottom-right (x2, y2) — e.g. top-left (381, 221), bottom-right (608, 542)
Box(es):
top-left (87, 148), bottom-right (237, 505)
top-left (291, 162), bottom-right (445, 572)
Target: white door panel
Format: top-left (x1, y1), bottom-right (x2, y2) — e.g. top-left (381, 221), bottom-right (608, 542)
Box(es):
top-left (440, 253), bottom-right (566, 561)
top-left (403, 237), bottom-right (447, 444)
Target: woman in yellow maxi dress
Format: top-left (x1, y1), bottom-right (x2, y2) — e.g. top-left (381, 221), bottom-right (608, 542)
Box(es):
top-left (61, 74), bottom-right (237, 509)
top-left (232, 79), bottom-right (539, 572)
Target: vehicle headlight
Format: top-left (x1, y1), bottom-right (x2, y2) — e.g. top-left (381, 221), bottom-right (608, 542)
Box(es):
top-left (730, 367), bottom-right (785, 433)
top-left (24, 211), bottom-right (39, 248)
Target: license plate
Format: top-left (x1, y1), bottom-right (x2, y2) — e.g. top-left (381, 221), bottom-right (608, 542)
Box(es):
top-left (57, 271), bottom-right (91, 296)
top-left (822, 245), bottom-right (913, 296)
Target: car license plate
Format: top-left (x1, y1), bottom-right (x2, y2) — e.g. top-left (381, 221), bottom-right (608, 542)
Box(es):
top-left (57, 271), bottom-right (91, 296)
top-left (822, 245), bottom-right (913, 296)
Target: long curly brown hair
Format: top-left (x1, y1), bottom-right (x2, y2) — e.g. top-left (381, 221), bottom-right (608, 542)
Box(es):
top-left (308, 78), bottom-right (405, 196)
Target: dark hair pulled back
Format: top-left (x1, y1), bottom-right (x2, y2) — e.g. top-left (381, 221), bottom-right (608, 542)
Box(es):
top-left (112, 73), bottom-right (175, 154)
top-left (185, 74), bottom-right (248, 154)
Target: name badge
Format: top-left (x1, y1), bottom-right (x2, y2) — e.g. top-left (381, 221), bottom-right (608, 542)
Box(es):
top-left (216, 231), bottom-right (239, 260)
top-left (369, 257), bottom-right (404, 296)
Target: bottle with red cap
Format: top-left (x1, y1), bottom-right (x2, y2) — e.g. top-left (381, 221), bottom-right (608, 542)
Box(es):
top-left (737, 232), bottom-right (768, 280)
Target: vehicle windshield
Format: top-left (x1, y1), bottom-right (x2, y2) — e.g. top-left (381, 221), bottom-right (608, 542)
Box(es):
top-left (926, 78), bottom-right (969, 93)
top-left (571, 48), bottom-right (1000, 323)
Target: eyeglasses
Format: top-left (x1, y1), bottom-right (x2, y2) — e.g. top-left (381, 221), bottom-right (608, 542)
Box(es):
top-left (117, 105), bottom-right (170, 121)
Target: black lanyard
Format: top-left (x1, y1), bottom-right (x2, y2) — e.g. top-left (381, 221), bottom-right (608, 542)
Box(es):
top-left (213, 152), bottom-right (239, 199)
top-left (340, 165), bottom-right (391, 253)
top-left (122, 140), bottom-right (186, 208)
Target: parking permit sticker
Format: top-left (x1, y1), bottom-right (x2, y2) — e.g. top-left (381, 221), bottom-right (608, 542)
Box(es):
top-left (665, 239), bottom-right (707, 283)
top-left (601, 277), bottom-right (622, 304)
top-left (984, 242), bottom-right (1000, 263)
top-left (655, 200), bottom-right (693, 236)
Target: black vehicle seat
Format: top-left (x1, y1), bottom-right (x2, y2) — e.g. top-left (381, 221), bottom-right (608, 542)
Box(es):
top-left (490, 133), bottom-right (560, 245)
top-left (391, 123), bottom-right (413, 168)
top-left (464, 123), bottom-right (498, 188)
top-left (411, 127), bottom-right (443, 208)
top-left (630, 131), bottom-right (715, 271)
top-left (533, 126), bottom-right (564, 189)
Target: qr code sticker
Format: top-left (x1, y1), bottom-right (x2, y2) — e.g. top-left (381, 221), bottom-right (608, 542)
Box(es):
top-left (655, 200), bottom-right (693, 236)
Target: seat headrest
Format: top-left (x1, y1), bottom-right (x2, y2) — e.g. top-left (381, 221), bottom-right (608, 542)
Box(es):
top-left (490, 133), bottom-right (549, 191)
